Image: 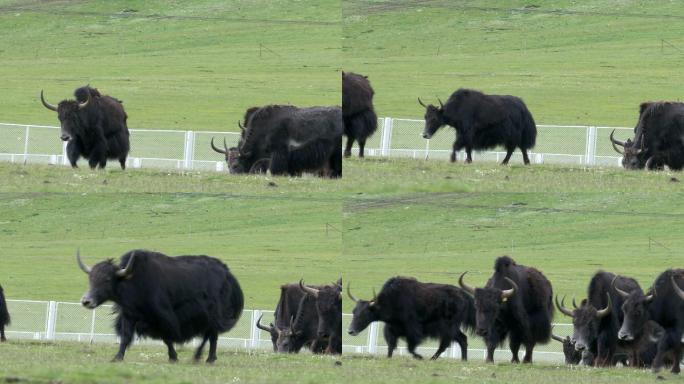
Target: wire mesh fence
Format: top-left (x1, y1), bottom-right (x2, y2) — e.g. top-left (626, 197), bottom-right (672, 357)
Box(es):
top-left (0, 120), bottom-right (633, 171)
top-left (4, 299), bottom-right (571, 362)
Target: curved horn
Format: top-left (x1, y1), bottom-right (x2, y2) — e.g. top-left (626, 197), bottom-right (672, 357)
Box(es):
top-left (501, 277), bottom-right (518, 299)
top-left (551, 332), bottom-right (565, 343)
top-left (609, 130), bottom-right (625, 155)
top-left (437, 98), bottom-right (444, 109)
top-left (238, 120), bottom-right (245, 131)
top-left (671, 275), bottom-right (684, 301)
top-left (417, 97), bottom-right (427, 108)
top-left (256, 314), bottom-right (274, 333)
top-left (346, 283), bottom-right (359, 303)
top-left (555, 295), bottom-right (574, 317)
top-left (78, 91), bottom-right (90, 110)
top-left (612, 276), bottom-right (630, 298)
top-left (572, 297), bottom-right (579, 309)
top-left (458, 272), bottom-right (475, 295)
top-left (76, 248), bottom-right (91, 274)
top-left (596, 293), bottom-right (611, 318)
top-left (40, 90), bottom-right (58, 112)
top-left (299, 279), bottom-right (319, 298)
top-left (115, 251), bottom-right (136, 278)
top-left (210, 137), bottom-right (228, 155)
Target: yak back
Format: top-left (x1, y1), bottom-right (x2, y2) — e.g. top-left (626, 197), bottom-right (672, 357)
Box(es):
top-left (282, 106), bottom-right (343, 144)
top-left (647, 269), bottom-right (684, 330)
top-left (0, 284), bottom-right (10, 326)
top-left (487, 256), bottom-right (553, 341)
top-left (342, 72), bottom-right (375, 118)
top-left (587, 271), bottom-right (640, 327)
top-left (637, 102), bottom-right (684, 148)
top-left (71, 86), bottom-right (128, 139)
top-left (114, 250), bottom-right (243, 342)
top-left (275, 283), bottom-right (321, 330)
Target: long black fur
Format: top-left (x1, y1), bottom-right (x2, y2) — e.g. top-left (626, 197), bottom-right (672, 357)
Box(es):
top-left (0, 284), bottom-right (10, 342)
top-left (342, 72), bottom-right (378, 158)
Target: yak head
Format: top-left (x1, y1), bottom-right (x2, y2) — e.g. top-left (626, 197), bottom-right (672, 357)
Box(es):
top-left (210, 137), bottom-right (246, 173)
top-left (346, 283), bottom-right (379, 336)
top-left (255, 314), bottom-right (280, 352)
top-left (256, 313), bottom-right (304, 353)
top-left (556, 294), bottom-right (611, 352)
top-left (459, 272), bottom-right (517, 337)
top-left (609, 129), bottom-right (648, 169)
top-left (76, 249), bottom-right (135, 309)
top-left (615, 283), bottom-right (655, 342)
top-left (299, 279), bottom-right (342, 339)
top-left (41, 90), bottom-right (90, 141)
top-left (551, 330), bottom-right (582, 365)
top-left (418, 97), bottom-right (445, 139)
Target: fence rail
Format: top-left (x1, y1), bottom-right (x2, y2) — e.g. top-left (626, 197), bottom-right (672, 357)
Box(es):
top-left (0, 120), bottom-right (631, 171)
top-left (5, 299), bottom-right (572, 362)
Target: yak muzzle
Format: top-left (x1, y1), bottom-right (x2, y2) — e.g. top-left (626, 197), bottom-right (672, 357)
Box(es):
top-left (81, 295), bottom-right (97, 309)
top-left (60, 134), bottom-right (70, 141)
top-left (422, 133), bottom-right (431, 139)
top-left (617, 331), bottom-right (634, 341)
top-left (475, 328), bottom-right (488, 337)
top-left (348, 329), bottom-right (358, 336)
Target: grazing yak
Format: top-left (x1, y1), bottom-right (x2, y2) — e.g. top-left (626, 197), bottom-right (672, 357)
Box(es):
top-left (299, 279), bottom-right (342, 354)
top-left (610, 102), bottom-right (684, 170)
top-left (459, 256), bottom-right (552, 363)
top-left (211, 105), bottom-right (342, 178)
top-left (255, 283), bottom-right (326, 353)
top-left (76, 249), bottom-right (243, 363)
top-left (40, 86), bottom-right (130, 169)
top-left (342, 71), bottom-right (378, 158)
top-left (0, 284), bottom-right (9, 342)
top-left (347, 277), bottom-right (475, 360)
top-left (617, 269), bottom-right (684, 374)
top-left (419, 88), bottom-right (537, 165)
top-left (555, 271), bottom-right (651, 367)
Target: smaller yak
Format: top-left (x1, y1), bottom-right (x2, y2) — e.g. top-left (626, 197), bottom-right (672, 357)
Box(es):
top-left (211, 105), bottom-right (342, 178)
top-left (617, 269), bottom-right (684, 374)
top-left (255, 283), bottom-right (326, 353)
top-left (551, 330), bottom-right (583, 365)
top-left (419, 88), bottom-right (537, 165)
top-left (347, 277), bottom-right (475, 360)
top-left (342, 71), bottom-right (378, 158)
top-left (610, 101), bottom-right (684, 170)
top-left (76, 249), bottom-right (244, 363)
top-left (41, 86), bottom-right (130, 169)
top-left (459, 256), bottom-right (553, 363)
top-left (0, 284), bottom-right (10, 342)
top-left (299, 279), bottom-right (342, 354)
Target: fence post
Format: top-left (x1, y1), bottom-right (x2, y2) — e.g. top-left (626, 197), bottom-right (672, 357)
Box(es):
top-left (62, 141), bottom-right (69, 166)
top-left (23, 125), bottom-right (30, 163)
top-left (380, 118), bottom-right (393, 157)
top-left (585, 126), bottom-right (597, 166)
top-left (183, 131), bottom-right (195, 170)
top-left (424, 138), bottom-right (430, 160)
top-left (46, 301), bottom-right (57, 340)
top-left (90, 308), bottom-right (97, 343)
top-left (249, 310), bottom-right (260, 349)
top-left (368, 322), bottom-right (379, 354)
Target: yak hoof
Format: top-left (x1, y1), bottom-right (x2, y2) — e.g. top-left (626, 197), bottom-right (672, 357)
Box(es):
top-left (111, 355), bottom-right (124, 363)
top-left (169, 357), bottom-right (178, 364)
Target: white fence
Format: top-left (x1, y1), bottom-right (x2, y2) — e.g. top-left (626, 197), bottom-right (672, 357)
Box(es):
top-left (0, 120), bottom-right (632, 171)
top-left (5, 299), bottom-right (571, 362)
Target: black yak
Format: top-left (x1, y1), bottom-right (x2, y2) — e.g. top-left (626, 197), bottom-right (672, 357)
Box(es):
top-left (419, 88), bottom-right (536, 164)
top-left (347, 277), bottom-right (475, 360)
top-left (610, 102), bottom-right (684, 170)
top-left (617, 269), bottom-right (684, 373)
top-left (40, 86), bottom-right (130, 169)
top-left (459, 256), bottom-right (552, 363)
top-left (0, 284), bottom-right (9, 342)
top-left (342, 71), bottom-right (378, 158)
top-left (211, 105), bottom-right (342, 178)
top-left (76, 249), bottom-right (243, 363)
top-left (299, 279), bottom-right (342, 354)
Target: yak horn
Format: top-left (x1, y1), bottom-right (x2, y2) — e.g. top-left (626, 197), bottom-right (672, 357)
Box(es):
top-left (256, 314), bottom-right (274, 333)
top-left (78, 92), bottom-right (90, 110)
top-left (346, 283), bottom-right (359, 303)
top-left (417, 97), bottom-right (427, 108)
top-left (437, 97), bottom-right (444, 109)
top-left (609, 130), bottom-right (625, 155)
top-left (299, 279), bottom-right (319, 298)
top-left (596, 293), bottom-right (611, 318)
top-left (555, 295), bottom-right (574, 317)
top-left (671, 275), bottom-right (684, 301)
top-left (572, 297), bottom-right (579, 309)
top-left (501, 277), bottom-right (518, 299)
top-left (551, 330), bottom-right (565, 343)
top-left (210, 137), bottom-right (228, 155)
top-left (76, 248), bottom-right (91, 274)
top-left (612, 276), bottom-right (630, 298)
top-left (116, 251), bottom-right (136, 278)
top-left (40, 90), bottom-right (58, 111)
top-left (238, 121), bottom-right (245, 131)
top-left (458, 272), bottom-right (475, 295)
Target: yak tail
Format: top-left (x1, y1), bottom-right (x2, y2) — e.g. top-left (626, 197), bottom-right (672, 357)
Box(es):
top-left (222, 273), bottom-right (245, 332)
top-left (520, 104), bottom-right (537, 150)
top-left (344, 108), bottom-right (378, 138)
top-left (462, 293), bottom-right (477, 335)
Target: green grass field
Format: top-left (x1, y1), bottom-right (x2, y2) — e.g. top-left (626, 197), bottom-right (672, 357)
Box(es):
top-left (2, 0), bottom-right (684, 383)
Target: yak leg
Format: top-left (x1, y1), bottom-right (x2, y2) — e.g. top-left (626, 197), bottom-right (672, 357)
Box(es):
top-left (0, 324), bottom-right (5, 341)
top-left (450, 141), bottom-right (458, 162)
top-left (119, 156), bottom-right (127, 170)
top-left (163, 339), bottom-right (178, 363)
top-left (406, 336), bottom-right (423, 360)
top-left (521, 148), bottom-right (531, 165)
top-left (88, 141), bottom-right (107, 170)
top-left (112, 318), bottom-right (135, 362)
top-left (344, 136), bottom-right (355, 158)
top-left (206, 332), bottom-right (219, 364)
top-left (485, 341), bottom-right (496, 363)
top-left (194, 334), bottom-right (210, 361)
top-left (501, 146), bottom-right (515, 165)
top-left (66, 140), bottom-right (81, 168)
top-left (269, 150), bottom-right (289, 176)
top-left (454, 330), bottom-right (468, 361)
top-left (522, 342), bottom-right (535, 364)
top-left (384, 326), bottom-right (398, 358)
top-left (431, 336), bottom-right (451, 360)
top-left (509, 338), bottom-right (521, 363)
top-left (465, 147), bottom-right (473, 163)
top-left (358, 137), bottom-right (367, 158)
